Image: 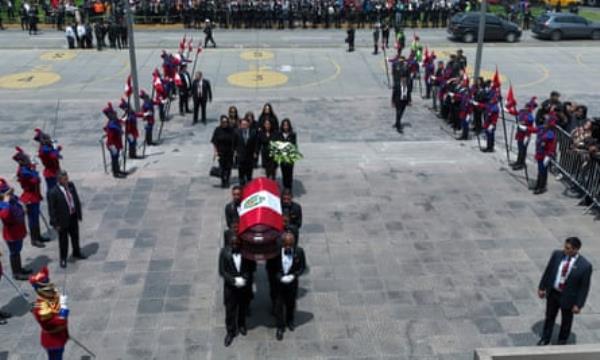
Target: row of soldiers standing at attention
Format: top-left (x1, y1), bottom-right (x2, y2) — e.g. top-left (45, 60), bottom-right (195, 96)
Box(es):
top-left (424, 50), bottom-right (558, 195)
top-left (220, 186), bottom-right (306, 346)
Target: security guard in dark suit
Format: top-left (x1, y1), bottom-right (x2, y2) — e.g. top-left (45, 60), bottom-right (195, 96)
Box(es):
top-left (537, 237), bottom-right (593, 345)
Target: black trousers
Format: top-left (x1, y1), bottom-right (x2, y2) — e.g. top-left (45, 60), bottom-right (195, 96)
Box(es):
top-left (395, 101), bottom-right (408, 128)
top-left (542, 289), bottom-right (574, 342)
top-left (219, 154), bottom-right (233, 184)
top-left (58, 214), bottom-right (82, 261)
top-left (238, 162), bottom-right (253, 185)
top-left (179, 90), bottom-right (190, 114)
top-left (275, 282), bottom-right (298, 329)
top-left (224, 286), bottom-right (250, 335)
top-left (280, 163), bottom-right (294, 190)
top-left (204, 35), bottom-right (216, 48)
top-left (193, 100), bottom-right (207, 124)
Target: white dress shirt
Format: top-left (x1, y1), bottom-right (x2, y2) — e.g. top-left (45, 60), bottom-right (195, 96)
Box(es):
top-left (554, 254), bottom-right (579, 291)
top-left (58, 184), bottom-right (75, 215)
top-left (282, 248), bottom-right (293, 275)
top-left (232, 253), bottom-right (241, 273)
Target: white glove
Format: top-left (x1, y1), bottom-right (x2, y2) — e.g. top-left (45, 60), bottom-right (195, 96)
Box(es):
top-left (281, 275), bottom-right (294, 284)
top-left (471, 100), bottom-right (479, 106)
top-left (59, 295), bottom-right (68, 309)
top-left (524, 136), bottom-right (530, 145)
top-left (234, 277), bottom-right (246, 288)
top-left (518, 124), bottom-right (528, 131)
top-left (543, 156), bottom-right (550, 167)
top-left (448, 92), bottom-right (455, 97)
top-left (488, 125), bottom-right (495, 132)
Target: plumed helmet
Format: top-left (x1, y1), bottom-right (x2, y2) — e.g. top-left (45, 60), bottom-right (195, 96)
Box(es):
top-left (33, 128), bottom-right (52, 145)
top-left (12, 146), bottom-right (31, 165)
top-left (526, 96), bottom-right (538, 110)
top-left (118, 98), bottom-right (129, 111)
top-left (0, 178), bottom-right (10, 195)
top-left (102, 102), bottom-right (115, 117)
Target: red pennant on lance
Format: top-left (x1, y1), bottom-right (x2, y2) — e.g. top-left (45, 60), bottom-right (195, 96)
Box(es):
top-left (124, 75), bottom-right (132, 97)
top-left (152, 69), bottom-right (164, 95)
top-left (492, 66), bottom-right (501, 90)
top-left (505, 83), bottom-right (518, 116)
top-left (179, 34), bottom-right (186, 53)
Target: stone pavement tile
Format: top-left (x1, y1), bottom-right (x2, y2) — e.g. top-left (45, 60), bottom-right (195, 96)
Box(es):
top-left (491, 301), bottom-right (520, 317)
top-left (472, 317), bottom-right (504, 335)
top-left (508, 332), bottom-right (539, 346)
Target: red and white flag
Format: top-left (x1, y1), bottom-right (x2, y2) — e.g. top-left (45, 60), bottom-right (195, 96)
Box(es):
top-left (124, 75), bottom-right (132, 97)
top-left (492, 66), bottom-right (501, 91)
top-left (152, 69), bottom-right (164, 95)
top-left (505, 83), bottom-right (518, 116)
top-left (197, 40), bottom-right (203, 54)
top-left (174, 72), bottom-right (182, 87)
top-left (239, 178), bottom-right (283, 234)
top-left (179, 34), bottom-right (187, 53)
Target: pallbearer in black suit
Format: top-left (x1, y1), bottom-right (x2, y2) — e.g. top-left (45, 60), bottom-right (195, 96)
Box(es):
top-left (219, 237), bottom-right (256, 347)
top-left (281, 189), bottom-right (302, 230)
top-left (271, 232), bottom-right (306, 341)
top-left (537, 237), bottom-right (593, 345)
top-left (224, 185), bottom-right (242, 229)
top-left (211, 115), bottom-right (235, 188)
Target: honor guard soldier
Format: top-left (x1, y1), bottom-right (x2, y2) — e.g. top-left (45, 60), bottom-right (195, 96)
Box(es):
top-left (423, 51), bottom-right (436, 99)
top-left (219, 236), bottom-right (256, 347)
top-left (0, 251), bottom-right (13, 324)
top-left (30, 267), bottom-right (70, 360)
top-left (511, 97), bottom-right (538, 171)
top-left (103, 102), bottom-right (127, 179)
top-left (0, 178), bottom-right (32, 281)
top-left (118, 98), bottom-right (141, 159)
top-left (456, 79), bottom-right (475, 141)
top-left (482, 93), bottom-right (500, 153)
top-left (13, 147), bottom-right (49, 248)
top-left (533, 113), bottom-right (558, 195)
top-left (271, 232), bottom-right (306, 341)
top-left (138, 90), bottom-right (158, 146)
top-left (33, 129), bottom-right (62, 197)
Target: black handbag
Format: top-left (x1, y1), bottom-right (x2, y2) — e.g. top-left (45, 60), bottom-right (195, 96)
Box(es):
top-left (209, 159), bottom-right (221, 178)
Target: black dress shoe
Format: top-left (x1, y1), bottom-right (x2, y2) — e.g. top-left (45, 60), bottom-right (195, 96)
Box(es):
top-left (60, 260), bottom-right (67, 268)
top-left (72, 253), bottom-right (87, 260)
top-left (287, 322), bottom-right (295, 332)
top-left (557, 339), bottom-right (568, 345)
top-left (31, 240), bottom-right (45, 248)
top-left (239, 326), bottom-right (247, 336)
top-left (39, 236), bottom-right (51, 242)
top-left (0, 311), bottom-right (12, 319)
top-left (224, 333), bottom-right (234, 347)
top-left (276, 329), bottom-right (284, 341)
top-left (13, 273), bottom-right (29, 281)
top-left (537, 338), bottom-right (550, 346)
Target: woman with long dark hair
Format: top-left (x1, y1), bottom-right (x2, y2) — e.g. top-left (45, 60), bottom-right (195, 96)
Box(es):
top-left (257, 119), bottom-right (277, 179)
top-left (228, 106), bottom-right (240, 129)
top-left (211, 115), bottom-right (235, 188)
top-left (276, 118), bottom-right (298, 190)
top-left (258, 103), bottom-right (279, 132)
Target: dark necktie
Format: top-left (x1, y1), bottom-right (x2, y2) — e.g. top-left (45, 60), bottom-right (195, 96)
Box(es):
top-left (559, 257), bottom-right (572, 290)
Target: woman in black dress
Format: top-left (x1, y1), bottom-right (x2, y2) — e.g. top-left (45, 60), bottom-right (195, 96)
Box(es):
top-left (258, 103), bottom-right (279, 132)
top-left (228, 106), bottom-right (240, 129)
top-left (211, 115), bottom-right (235, 188)
top-left (257, 119), bottom-right (277, 180)
top-left (276, 118), bottom-right (298, 190)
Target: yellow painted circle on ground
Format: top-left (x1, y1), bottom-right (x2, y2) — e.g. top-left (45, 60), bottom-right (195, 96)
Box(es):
top-left (40, 51), bottom-right (77, 61)
top-left (0, 71), bottom-right (61, 89)
top-left (240, 50), bottom-right (274, 61)
top-left (228, 70), bottom-right (288, 88)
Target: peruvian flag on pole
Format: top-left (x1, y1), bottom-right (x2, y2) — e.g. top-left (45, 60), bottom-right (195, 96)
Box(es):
top-left (238, 178), bottom-right (283, 260)
top-left (152, 69), bottom-right (165, 96)
top-left (124, 75), bottom-right (132, 97)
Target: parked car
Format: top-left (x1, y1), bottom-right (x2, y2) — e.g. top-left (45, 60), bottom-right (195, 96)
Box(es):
top-left (532, 13), bottom-right (600, 40)
top-left (448, 12), bottom-right (522, 43)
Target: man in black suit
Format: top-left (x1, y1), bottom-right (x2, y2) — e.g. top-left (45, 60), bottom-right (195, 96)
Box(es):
top-left (537, 237), bottom-right (593, 345)
top-left (219, 237), bottom-right (256, 347)
top-left (392, 60), bottom-right (410, 134)
top-left (177, 64), bottom-right (192, 116)
top-left (268, 232), bottom-right (306, 341)
top-left (281, 189), bottom-right (302, 230)
top-left (233, 118), bottom-right (258, 185)
top-left (191, 71), bottom-right (212, 125)
top-left (48, 170), bottom-right (87, 268)
top-left (224, 185), bottom-right (242, 229)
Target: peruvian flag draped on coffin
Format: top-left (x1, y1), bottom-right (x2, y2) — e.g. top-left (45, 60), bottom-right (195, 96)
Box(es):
top-left (238, 178), bottom-right (283, 261)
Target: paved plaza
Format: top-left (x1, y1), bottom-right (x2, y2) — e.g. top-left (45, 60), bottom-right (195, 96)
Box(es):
top-left (0, 29), bottom-right (599, 359)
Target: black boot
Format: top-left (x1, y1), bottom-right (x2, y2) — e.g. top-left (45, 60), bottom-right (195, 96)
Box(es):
top-left (30, 226), bottom-right (45, 248)
top-left (534, 173), bottom-right (548, 195)
top-left (512, 151), bottom-right (525, 170)
top-left (112, 160), bottom-right (126, 178)
top-left (10, 254), bottom-right (31, 281)
top-left (129, 144), bottom-right (140, 159)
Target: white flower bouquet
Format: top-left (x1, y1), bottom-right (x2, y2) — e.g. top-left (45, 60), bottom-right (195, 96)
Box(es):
top-left (269, 141), bottom-right (303, 165)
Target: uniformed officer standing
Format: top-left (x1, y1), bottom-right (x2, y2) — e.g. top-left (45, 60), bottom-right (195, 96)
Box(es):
top-left (13, 147), bottom-right (48, 248)
top-left (178, 64), bottom-right (192, 116)
top-left (204, 19), bottom-right (217, 48)
top-left (391, 57), bottom-right (410, 133)
top-left (118, 98), bottom-right (141, 159)
top-left (102, 102), bottom-right (127, 178)
top-left (511, 97), bottom-right (537, 171)
top-left (533, 114), bottom-right (557, 195)
top-left (33, 129), bottom-right (62, 199)
top-left (346, 25), bottom-right (355, 52)
top-left (0, 178), bottom-right (32, 281)
top-left (219, 236), bottom-right (256, 347)
top-left (138, 90), bottom-right (158, 146)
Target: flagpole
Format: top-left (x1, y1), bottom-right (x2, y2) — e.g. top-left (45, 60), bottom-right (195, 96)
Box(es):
top-left (499, 91), bottom-right (510, 164)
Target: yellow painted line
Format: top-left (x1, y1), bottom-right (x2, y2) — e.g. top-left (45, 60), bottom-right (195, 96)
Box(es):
top-left (514, 63), bottom-right (550, 89)
top-left (0, 70), bottom-right (61, 89)
top-left (40, 51), bottom-right (78, 61)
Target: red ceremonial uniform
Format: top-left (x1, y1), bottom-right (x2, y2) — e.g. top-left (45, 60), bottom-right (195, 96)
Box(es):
top-left (0, 196), bottom-right (28, 242)
top-left (104, 119), bottom-right (124, 150)
top-left (32, 298), bottom-right (69, 349)
top-left (483, 102), bottom-right (499, 129)
top-left (38, 144), bottom-right (61, 179)
top-left (535, 127), bottom-right (557, 161)
top-left (17, 165), bottom-right (43, 205)
top-left (515, 110), bottom-right (536, 142)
